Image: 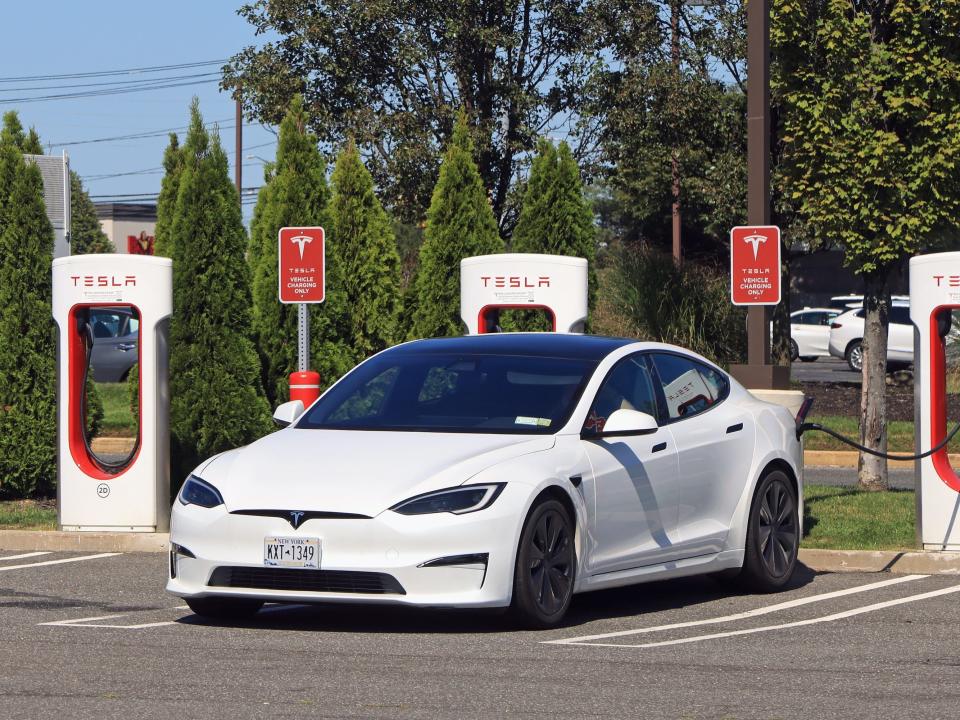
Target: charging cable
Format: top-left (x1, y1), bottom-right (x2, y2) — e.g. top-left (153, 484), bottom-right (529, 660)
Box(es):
top-left (797, 419), bottom-right (960, 462)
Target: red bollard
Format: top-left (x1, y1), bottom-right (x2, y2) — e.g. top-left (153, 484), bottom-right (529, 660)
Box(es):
top-left (289, 370), bottom-right (321, 407)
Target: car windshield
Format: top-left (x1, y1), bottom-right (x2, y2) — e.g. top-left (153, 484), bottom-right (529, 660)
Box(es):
top-left (297, 352), bottom-right (597, 434)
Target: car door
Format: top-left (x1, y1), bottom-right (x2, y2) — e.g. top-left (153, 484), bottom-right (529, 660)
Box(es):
top-left (649, 352), bottom-right (755, 557)
top-left (580, 354), bottom-right (681, 575)
top-left (888, 305), bottom-right (914, 361)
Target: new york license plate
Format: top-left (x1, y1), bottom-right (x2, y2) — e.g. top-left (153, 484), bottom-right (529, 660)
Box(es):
top-left (263, 536), bottom-right (320, 568)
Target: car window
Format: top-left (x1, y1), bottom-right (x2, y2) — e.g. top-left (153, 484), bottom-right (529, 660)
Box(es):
top-left (90, 311), bottom-right (122, 339)
top-left (792, 312), bottom-right (809, 325)
top-left (651, 353), bottom-right (727, 421)
top-left (890, 306), bottom-right (911, 326)
top-left (582, 355), bottom-right (657, 435)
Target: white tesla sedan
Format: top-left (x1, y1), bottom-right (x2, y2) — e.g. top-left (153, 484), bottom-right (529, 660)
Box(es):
top-left (167, 334), bottom-right (803, 627)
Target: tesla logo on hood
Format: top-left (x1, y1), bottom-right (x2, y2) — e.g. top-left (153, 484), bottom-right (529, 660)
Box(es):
top-left (288, 511), bottom-right (306, 529)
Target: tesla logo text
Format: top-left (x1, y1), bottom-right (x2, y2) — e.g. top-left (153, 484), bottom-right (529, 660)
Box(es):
top-left (70, 275), bottom-right (137, 287)
top-left (290, 235), bottom-right (312, 260)
top-left (933, 275), bottom-right (960, 287)
top-left (288, 511), bottom-right (305, 529)
top-left (743, 234), bottom-right (767, 261)
top-left (480, 276), bottom-right (550, 288)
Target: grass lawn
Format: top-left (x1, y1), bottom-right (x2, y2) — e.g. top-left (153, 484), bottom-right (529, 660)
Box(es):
top-left (802, 414), bottom-right (960, 454)
top-left (0, 500), bottom-right (57, 530)
top-left (802, 483), bottom-right (915, 550)
top-left (96, 382), bottom-right (136, 437)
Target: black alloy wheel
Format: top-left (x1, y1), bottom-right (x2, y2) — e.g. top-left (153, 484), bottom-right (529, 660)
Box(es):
top-left (846, 340), bottom-right (864, 372)
top-left (511, 498), bottom-right (576, 628)
top-left (789, 340), bottom-right (799, 362)
top-left (741, 470), bottom-right (799, 592)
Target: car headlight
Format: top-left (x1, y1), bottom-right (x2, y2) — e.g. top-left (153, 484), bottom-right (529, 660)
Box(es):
top-left (178, 475), bottom-right (224, 508)
top-left (390, 483), bottom-right (506, 516)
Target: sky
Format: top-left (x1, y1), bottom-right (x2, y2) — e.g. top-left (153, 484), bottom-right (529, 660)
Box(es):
top-left (0, 1), bottom-right (278, 223)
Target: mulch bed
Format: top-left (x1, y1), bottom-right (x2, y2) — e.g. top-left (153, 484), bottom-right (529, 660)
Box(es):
top-left (799, 381), bottom-right (960, 421)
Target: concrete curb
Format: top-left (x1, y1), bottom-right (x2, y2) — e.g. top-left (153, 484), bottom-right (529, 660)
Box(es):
top-left (0, 530), bottom-right (168, 553)
top-left (799, 548), bottom-right (960, 575)
top-left (804, 449), bottom-right (960, 469)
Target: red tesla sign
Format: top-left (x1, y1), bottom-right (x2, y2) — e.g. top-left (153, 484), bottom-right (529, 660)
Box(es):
top-left (278, 227), bottom-right (325, 304)
top-left (730, 225), bottom-right (781, 305)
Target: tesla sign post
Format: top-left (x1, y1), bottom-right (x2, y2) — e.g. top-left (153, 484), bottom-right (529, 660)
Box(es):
top-left (730, 225), bottom-right (780, 305)
top-left (279, 227), bottom-right (325, 402)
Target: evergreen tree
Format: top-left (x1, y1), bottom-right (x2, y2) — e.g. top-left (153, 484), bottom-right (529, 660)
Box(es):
top-left (511, 139), bottom-right (597, 321)
top-left (330, 138), bottom-right (401, 356)
top-left (153, 133), bottom-right (183, 258)
top-left (410, 113), bottom-right (503, 339)
top-left (167, 100), bottom-right (272, 484)
top-left (0, 113), bottom-right (56, 497)
top-left (69, 171), bottom-right (113, 254)
top-left (249, 96), bottom-right (354, 405)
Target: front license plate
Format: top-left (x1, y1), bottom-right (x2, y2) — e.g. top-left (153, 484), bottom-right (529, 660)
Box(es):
top-left (264, 536), bottom-right (321, 568)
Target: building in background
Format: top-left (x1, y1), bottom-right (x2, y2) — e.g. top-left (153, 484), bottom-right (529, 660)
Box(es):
top-left (95, 203), bottom-right (156, 254)
top-left (24, 153), bottom-right (70, 258)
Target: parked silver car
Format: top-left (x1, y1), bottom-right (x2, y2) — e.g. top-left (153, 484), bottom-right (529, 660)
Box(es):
top-left (89, 307), bottom-right (138, 382)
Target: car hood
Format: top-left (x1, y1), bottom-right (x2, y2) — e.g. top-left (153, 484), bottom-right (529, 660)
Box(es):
top-left (198, 429), bottom-right (555, 516)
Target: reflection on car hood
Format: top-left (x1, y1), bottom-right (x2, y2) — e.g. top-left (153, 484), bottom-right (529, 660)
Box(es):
top-left (199, 429), bottom-right (555, 516)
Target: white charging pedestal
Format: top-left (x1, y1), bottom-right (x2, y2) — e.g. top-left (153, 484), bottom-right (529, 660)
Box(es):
top-left (460, 254), bottom-right (588, 334)
top-left (911, 251), bottom-right (960, 550)
top-left (52, 254), bottom-right (172, 532)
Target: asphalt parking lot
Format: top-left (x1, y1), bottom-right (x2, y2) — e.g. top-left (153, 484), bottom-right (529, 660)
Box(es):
top-left (3, 552), bottom-right (960, 719)
top-left (791, 357), bottom-right (862, 384)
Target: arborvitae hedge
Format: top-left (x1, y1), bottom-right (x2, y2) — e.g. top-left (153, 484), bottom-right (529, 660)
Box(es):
top-left (249, 96), bottom-right (354, 405)
top-left (153, 133), bottom-right (183, 259)
top-left (331, 138), bottom-right (401, 356)
top-left (410, 113), bottom-right (503, 339)
top-left (0, 113), bottom-right (57, 497)
top-left (69, 171), bottom-right (113, 254)
top-left (166, 100), bottom-right (272, 485)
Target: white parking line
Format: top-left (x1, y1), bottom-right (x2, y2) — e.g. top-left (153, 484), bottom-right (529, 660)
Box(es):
top-left (0, 552), bottom-right (52, 562)
top-left (586, 582), bottom-right (960, 648)
top-left (40, 613), bottom-right (178, 630)
top-left (0, 553), bottom-right (119, 572)
top-left (545, 574), bottom-right (927, 646)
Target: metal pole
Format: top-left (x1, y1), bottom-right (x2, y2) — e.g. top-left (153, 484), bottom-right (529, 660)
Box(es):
top-left (671, 0), bottom-right (682, 268)
top-left (747, 0), bottom-right (772, 369)
top-left (235, 91), bottom-right (243, 199)
top-left (297, 303), bottom-right (309, 372)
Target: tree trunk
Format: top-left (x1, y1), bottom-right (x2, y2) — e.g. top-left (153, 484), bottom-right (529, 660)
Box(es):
top-left (858, 271), bottom-right (890, 490)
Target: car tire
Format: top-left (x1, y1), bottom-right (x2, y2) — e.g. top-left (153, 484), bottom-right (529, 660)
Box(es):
top-left (800, 356), bottom-right (817, 362)
top-left (789, 340), bottom-right (799, 362)
top-left (185, 596), bottom-right (264, 619)
top-left (846, 340), bottom-right (864, 372)
top-left (740, 469), bottom-right (799, 593)
top-left (510, 498), bottom-right (576, 629)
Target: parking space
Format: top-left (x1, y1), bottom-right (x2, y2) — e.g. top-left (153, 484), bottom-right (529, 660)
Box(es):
top-left (3, 551), bottom-right (960, 719)
top-left (791, 356), bottom-right (862, 384)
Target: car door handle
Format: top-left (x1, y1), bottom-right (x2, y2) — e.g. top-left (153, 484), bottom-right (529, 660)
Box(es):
top-left (651, 441), bottom-right (667, 453)
top-left (117, 343), bottom-right (136, 352)
top-left (726, 423), bottom-right (744, 434)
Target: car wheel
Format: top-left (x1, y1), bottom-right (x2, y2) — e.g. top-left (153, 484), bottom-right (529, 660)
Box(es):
top-left (789, 340), bottom-right (799, 362)
top-left (185, 596), bottom-right (264, 619)
top-left (800, 356), bottom-right (818, 362)
top-left (510, 498), bottom-right (576, 629)
top-left (740, 470), bottom-right (799, 592)
top-left (846, 340), bottom-right (864, 372)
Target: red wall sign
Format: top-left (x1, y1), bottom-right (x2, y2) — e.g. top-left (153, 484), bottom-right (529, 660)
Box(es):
top-left (278, 227), bottom-right (325, 304)
top-left (730, 225), bottom-right (781, 305)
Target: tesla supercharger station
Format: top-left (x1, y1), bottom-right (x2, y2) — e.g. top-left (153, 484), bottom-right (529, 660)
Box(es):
top-left (461, 253), bottom-right (588, 334)
top-left (52, 254), bottom-right (172, 532)
top-left (911, 251), bottom-right (960, 550)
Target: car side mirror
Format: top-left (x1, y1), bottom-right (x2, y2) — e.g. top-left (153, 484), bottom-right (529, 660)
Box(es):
top-left (584, 409), bottom-right (659, 439)
top-left (273, 400), bottom-right (305, 428)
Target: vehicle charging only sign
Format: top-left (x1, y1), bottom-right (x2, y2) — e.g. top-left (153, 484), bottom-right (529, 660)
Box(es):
top-left (279, 227), bottom-right (325, 304)
top-left (730, 225), bottom-right (781, 305)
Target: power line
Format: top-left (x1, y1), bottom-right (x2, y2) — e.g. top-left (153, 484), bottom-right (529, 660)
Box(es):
top-left (0, 71), bottom-right (222, 93)
top-left (0, 77), bottom-right (220, 105)
top-left (90, 185), bottom-right (263, 201)
top-left (48, 118), bottom-right (235, 147)
top-left (0, 59), bottom-right (226, 83)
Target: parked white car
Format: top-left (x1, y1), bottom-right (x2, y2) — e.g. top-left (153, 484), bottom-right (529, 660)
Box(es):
top-left (789, 308), bottom-right (840, 362)
top-left (827, 303), bottom-right (913, 371)
top-left (167, 334), bottom-right (803, 628)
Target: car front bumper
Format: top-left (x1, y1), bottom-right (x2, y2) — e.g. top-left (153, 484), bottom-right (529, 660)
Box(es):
top-left (165, 490), bottom-right (526, 609)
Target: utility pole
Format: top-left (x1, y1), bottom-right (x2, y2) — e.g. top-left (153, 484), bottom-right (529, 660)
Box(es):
top-left (730, 0), bottom-right (789, 390)
top-left (671, 0), bottom-right (682, 268)
top-left (235, 88), bottom-right (243, 201)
